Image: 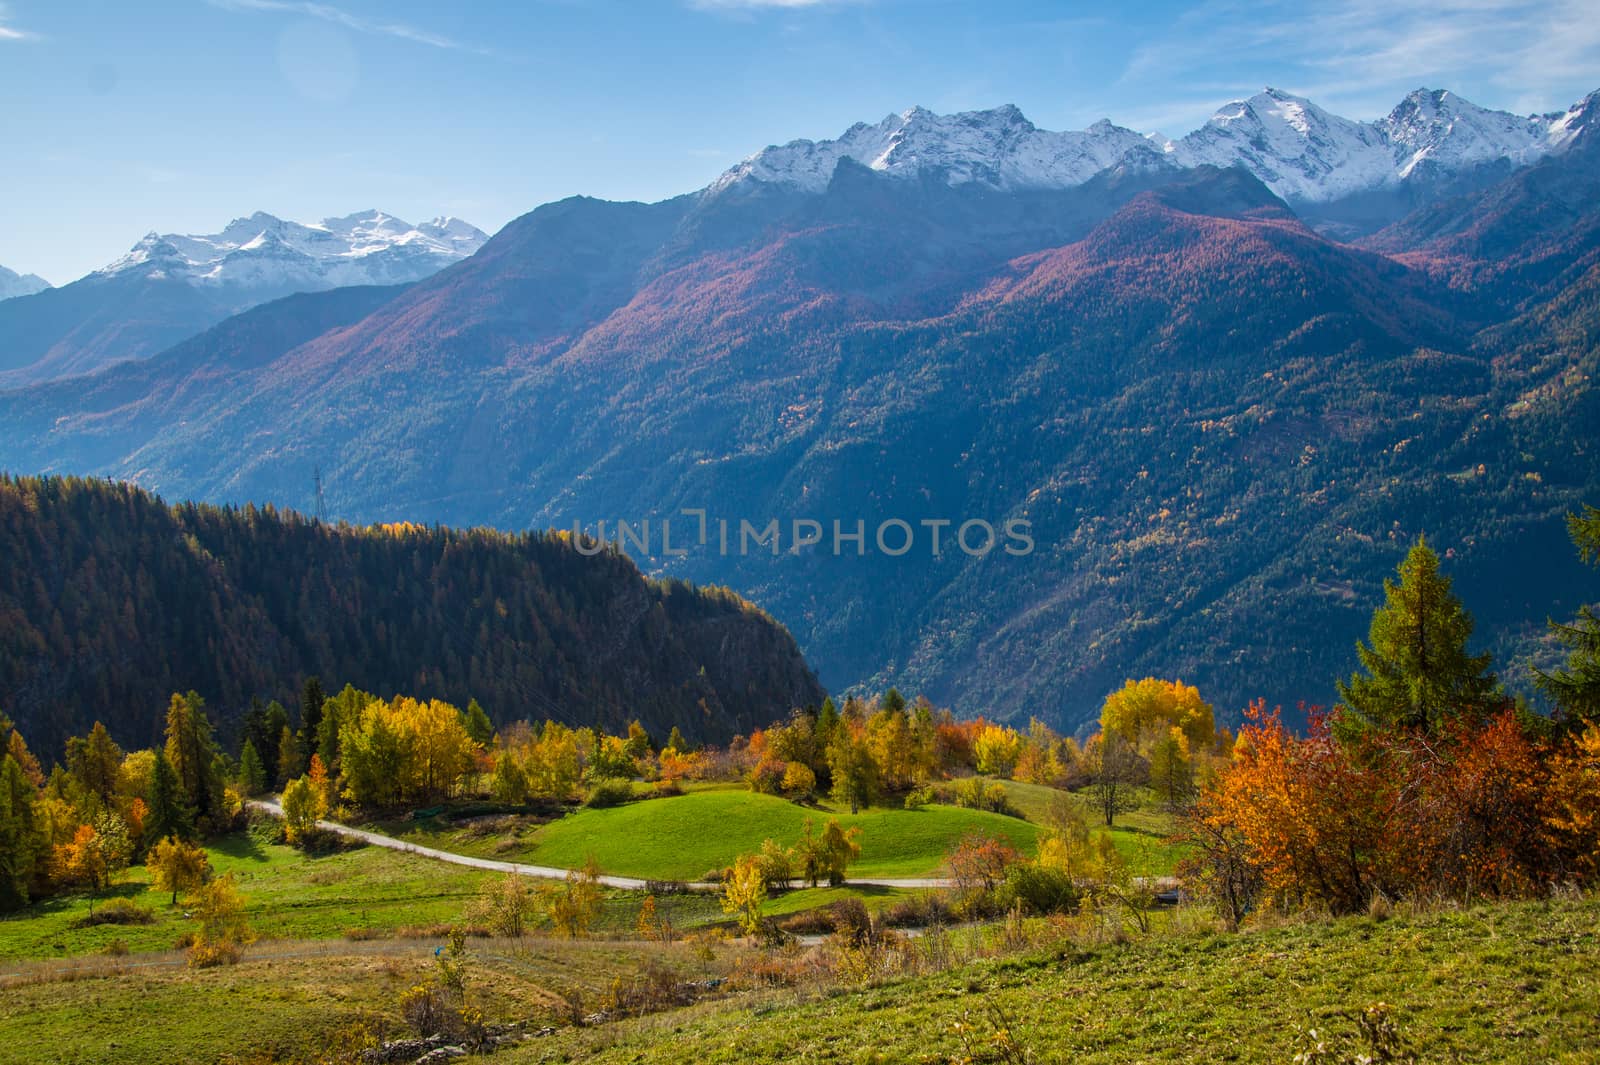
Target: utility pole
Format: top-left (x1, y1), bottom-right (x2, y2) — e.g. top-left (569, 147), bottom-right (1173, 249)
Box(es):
top-left (313, 466), bottom-right (327, 523)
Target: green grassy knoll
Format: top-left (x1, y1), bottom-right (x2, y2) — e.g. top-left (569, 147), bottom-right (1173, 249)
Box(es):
top-left (411, 790), bottom-right (1044, 881)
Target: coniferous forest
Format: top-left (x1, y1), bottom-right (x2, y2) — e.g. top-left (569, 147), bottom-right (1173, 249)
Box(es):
top-left (0, 474), bottom-right (822, 755)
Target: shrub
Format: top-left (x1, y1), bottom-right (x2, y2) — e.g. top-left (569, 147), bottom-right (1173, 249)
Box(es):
top-left (187, 873), bottom-right (254, 968)
top-left (998, 862), bottom-right (1080, 916)
top-left (827, 897), bottom-right (873, 946)
top-left (951, 777), bottom-right (1015, 815)
top-left (781, 762), bottom-right (817, 800)
top-left (73, 899), bottom-right (156, 928)
top-left (296, 826), bottom-right (359, 856)
top-left (882, 893), bottom-right (953, 929)
top-left (778, 908), bottom-right (838, 936)
top-left (584, 778), bottom-right (635, 808)
top-left (401, 982), bottom-right (456, 1037)
top-left (745, 757), bottom-right (786, 795)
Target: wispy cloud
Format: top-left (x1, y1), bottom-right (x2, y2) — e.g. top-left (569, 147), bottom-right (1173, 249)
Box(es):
top-left (205, 0), bottom-right (483, 52)
top-left (0, 2), bottom-right (36, 40)
top-left (1116, 0), bottom-right (1600, 126)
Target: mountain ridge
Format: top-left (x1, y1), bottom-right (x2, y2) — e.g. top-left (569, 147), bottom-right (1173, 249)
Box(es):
top-left (0, 265), bottom-right (50, 302)
top-left (0, 209), bottom-right (487, 388)
top-left (712, 87), bottom-right (1598, 216)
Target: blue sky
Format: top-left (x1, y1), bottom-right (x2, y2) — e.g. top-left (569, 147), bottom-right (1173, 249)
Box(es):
top-left (3, 0), bottom-right (1597, 284)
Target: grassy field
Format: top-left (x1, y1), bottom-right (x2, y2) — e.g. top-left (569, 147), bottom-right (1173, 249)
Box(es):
top-left (0, 832), bottom-right (722, 963)
top-left (8, 891), bottom-right (1593, 1064)
top-left (383, 790), bottom-right (1045, 881)
top-left (521, 894), bottom-right (1600, 1064)
top-left (977, 778), bottom-right (1186, 876)
top-left (0, 935), bottom-right (738, 1065)
top-left (0, 833), bottom-right (500, 961)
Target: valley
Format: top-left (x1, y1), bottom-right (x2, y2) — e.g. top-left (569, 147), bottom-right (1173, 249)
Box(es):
top-left (4, 13), bottom-right (1600, 1061)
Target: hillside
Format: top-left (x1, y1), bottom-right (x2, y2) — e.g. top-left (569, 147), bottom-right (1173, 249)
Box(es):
top-left (0, 475), bottom-right (823, 755)
top-left (2, 128), bottom-right (1599, 731)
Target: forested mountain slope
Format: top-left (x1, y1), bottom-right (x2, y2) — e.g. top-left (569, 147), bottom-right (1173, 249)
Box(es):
top-left (0, 475), bottom-right (822, 756)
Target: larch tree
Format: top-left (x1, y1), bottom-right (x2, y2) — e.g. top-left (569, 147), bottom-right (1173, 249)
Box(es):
top-left (64, 722), bottom-right (123, 808)
top-left (164, 691), bottom-right (221, 827)
top-left (145, 748), bottom-right (195, 843)
top-left (0, 753), bottom-right (45, 910)
top-left (826, 728), bottom-right (877, 814)
top-left (237, 740), bottom-right (268, 797)
top-left (1336, 537), bottom-right (1499, 742)
top-left (147, 835), bottom-right (210, 905)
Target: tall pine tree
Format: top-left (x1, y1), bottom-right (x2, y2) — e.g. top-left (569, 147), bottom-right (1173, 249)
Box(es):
top-left (300, 677), bottom-right (326, 756)
top-left (164, 691), bottom-right (220, 828)
top-left (1335, 537), bottom-right (1499, 742)
top-left (0, 753), bottom-right (44, 910)
top-left (146, 748), bottom-right (195, 843)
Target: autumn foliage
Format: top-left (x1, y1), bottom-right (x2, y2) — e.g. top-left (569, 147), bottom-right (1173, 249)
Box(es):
top-left (1185, 700), bottom-right (1600, 917)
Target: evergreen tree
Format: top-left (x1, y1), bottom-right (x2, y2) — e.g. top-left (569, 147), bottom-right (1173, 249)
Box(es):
top-left (238, 740), bottom-right (268, 797)
top-left (64, 721), bottom-right (123, 809)
top-left (462, 699), bottom-right (494, 746)
top-left (299, 677), bottom-right (326, 754)
top-left (165, 691), bottom-right (220, 825)
top-left (0, 753), bottom-right (43, 910)
top-left (665, 726), bottom-right (690, 753)
top-left (241, 699), bottom-right (270, 777)
top-left (1539, 505), bottom-right (1600, 727)
top-left (146, 748), bottom-right (195, 842)
top-left (261, 702), bottom-right (291, 775)
top-left (1335, 538), bottom-right (1499, 742)
top-left (816, 697), bottom-right (840, 746)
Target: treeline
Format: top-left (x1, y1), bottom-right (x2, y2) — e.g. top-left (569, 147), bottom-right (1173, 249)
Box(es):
top-left (0, 474), bottom-right (822, 755)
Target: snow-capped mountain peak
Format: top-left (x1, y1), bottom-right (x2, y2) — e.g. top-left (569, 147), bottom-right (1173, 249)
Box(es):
top-left (712, 86), bottom-right (1599, 206)
top-left (1379, 88), bottom-right (1552, 179)
top-left (95, 210), bottom-right (489, 296)
top-left (708, 103), bottom-right (1157, 196)
top-left (0, 264), bottom-right (51, 302)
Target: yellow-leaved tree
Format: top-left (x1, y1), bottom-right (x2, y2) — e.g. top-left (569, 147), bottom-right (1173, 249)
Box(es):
top-left (189, 872), bottom-right (254, 967)
top-left (721, 854), bottom-right (767, 936)
top-left (147, 835), bottom-right (210, 906)
top-left (1100, 678), bottom-right (1216, 750)
top-left (281, 774), bottom-right (327, 843)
